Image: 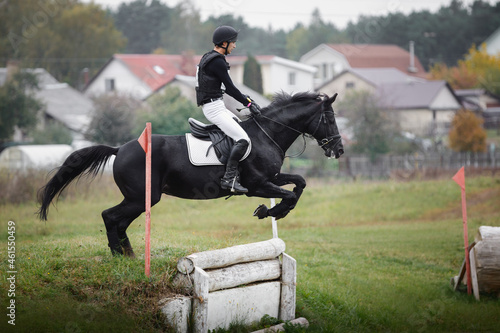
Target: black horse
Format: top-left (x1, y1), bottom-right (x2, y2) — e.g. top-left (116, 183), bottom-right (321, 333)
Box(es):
top-left (38, 91), bottom-right (344, 257)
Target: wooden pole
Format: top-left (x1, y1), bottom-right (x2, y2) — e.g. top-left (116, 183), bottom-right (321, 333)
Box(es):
top-left (453, 166), bottom-right (471, 294)
top-left (271, 198), bottom-right (278, 238)
top-left (193, 267), bottom-right (210, 333)
top-left (138, 123), bottom-right (152, 277)
top-left (177, 238), bottom-right (285, 275)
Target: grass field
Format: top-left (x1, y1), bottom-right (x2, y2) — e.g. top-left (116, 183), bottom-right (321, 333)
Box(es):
top-left (1, 172), bottom-right (499, 332)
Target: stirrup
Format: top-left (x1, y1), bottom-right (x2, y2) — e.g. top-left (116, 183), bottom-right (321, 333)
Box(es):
top-left (221, 176), bottom-right (248, 193)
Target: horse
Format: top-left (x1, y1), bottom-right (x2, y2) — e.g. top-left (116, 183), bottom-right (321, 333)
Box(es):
top-left (37, 91), bottom-right (344, 257)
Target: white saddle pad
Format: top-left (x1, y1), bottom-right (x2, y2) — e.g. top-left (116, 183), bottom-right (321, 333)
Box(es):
top-left (185, 133), bottom-right (251, 166)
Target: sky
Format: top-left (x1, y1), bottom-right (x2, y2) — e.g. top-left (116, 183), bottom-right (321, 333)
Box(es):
top-left (85, 0), bottom-right (497, 30)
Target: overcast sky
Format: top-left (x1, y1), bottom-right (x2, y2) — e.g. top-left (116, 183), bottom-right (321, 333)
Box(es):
top-left (85, 0), bottom-right (496, 30)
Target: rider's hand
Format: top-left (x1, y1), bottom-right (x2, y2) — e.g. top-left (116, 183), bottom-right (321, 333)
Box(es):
top-left (249, 103), bottom-right (262, 117)
top-left (245, 96), bottom-right (262, 117)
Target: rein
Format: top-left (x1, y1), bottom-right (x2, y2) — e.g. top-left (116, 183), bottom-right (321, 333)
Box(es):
top-left (251, 104), bottom-right (341, 158)
top-left (252, 116), bottom-right (307, 158)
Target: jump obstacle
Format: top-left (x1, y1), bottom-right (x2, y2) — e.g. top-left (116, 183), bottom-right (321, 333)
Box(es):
top-left (159, 238), bottom-right (308, 332)
top-left (452, 226), bottom-right (500, 300)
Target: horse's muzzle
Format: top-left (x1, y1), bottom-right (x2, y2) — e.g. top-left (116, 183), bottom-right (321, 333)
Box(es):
top-left (320, 135), bottom-right (344, 159)
top-left (325, 146), bottom-right (344, 159)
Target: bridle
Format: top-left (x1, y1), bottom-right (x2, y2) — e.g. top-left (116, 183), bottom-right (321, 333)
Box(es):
top-left (252, 102), bottom-right (342, 158)
top-left (310, 108), bottom-right (343, 153)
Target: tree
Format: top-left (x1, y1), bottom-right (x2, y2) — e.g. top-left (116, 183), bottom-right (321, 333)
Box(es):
top-left (113, 0), bottom-right (172, 54)
top-left (285, 24), bottom-right (309, 61)
top-left (0, 70), bottom-right (43, 144)
top-left (338, 90), bottom-right (402, 160)
top-left (286, 9), bottom-right (347, 60)
top-left (32, 120), bottom-right (72, 145)
top-left (449, 109), bottom-right (487, 152)
top-left (135, 86), bottom-right (204, 136)
top-left (430, 44), bottom-right (500, 95)
top-left (345, 0), bottom-right (500, 69)
top-left (1, 1), bottom-right (125, 87)
top-left (243, 54), bottom-right (263, 94)
top-left (160, 2), bottom-right (211, 54)
top-left (85, 94), bottom-right (139, 146)
top-left (429, 61), bottom-right (479, 90)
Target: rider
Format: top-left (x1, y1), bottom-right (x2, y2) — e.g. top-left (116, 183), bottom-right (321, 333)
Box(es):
top-left (196, 25), bottom-right (262, 193)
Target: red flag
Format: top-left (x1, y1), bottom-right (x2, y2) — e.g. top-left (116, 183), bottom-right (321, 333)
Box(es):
top-left (452, 166), bottom-right (465, 190)
top-left (138, 127), bottom-right (149, 153)
top-left (453, 166), bottom-right (472, 295)
top-left (138, 123), bottom-right (152, 277)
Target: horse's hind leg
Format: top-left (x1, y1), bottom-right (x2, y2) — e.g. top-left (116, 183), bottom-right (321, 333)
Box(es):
top-left (102, 199), bottom-right (144, 257)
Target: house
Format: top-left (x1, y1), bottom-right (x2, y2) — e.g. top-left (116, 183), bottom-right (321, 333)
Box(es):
top-left (226, 55), bottom-right (317, 96)
top-left (84, 53), bottom-right (271, 112)
top-left (84, 53), bottom-right (202, 100)
top-left (455, 89), bottom-right (500, 129)
top-left (317, 68), bottom-right (462, 136)
top-left (85, 53), bottom-right (315, 100)
top-left (0, 66), bottom-right (94, 147)
top-left (300, 43), bottom-right (427, 88)
top-left (483, 27), bottom-right (500, 56)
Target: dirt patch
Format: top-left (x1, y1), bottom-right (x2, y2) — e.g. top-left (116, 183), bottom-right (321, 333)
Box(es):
top-left (420, 187), bottom-right (500, 222)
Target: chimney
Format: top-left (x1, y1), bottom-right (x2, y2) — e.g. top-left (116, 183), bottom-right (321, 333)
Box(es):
top-left (83, 67), bottom-right (89, 84)
top-left (408, 41), bottom-right (418, 73)
top-left (6, 60), bottom-right (20, 82)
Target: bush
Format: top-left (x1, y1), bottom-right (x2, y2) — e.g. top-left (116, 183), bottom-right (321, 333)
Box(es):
top-left (32, 121), bottom-right (73, 144)
top-left (449, 109), bottom-right (487, 152)
top-left (86, 93), bottom-right (140, 145)
top-left (0, 168), bottom-right (116, 205)
top-left (0, 169), bottom-right (46, 205)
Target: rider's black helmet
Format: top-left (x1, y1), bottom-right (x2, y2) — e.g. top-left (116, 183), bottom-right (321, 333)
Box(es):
top-left (212, 26), bottom-right (238, 46)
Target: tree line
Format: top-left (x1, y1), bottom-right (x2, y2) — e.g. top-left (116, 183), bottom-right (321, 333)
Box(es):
top-left (1, 0), bottom-right (499, 88)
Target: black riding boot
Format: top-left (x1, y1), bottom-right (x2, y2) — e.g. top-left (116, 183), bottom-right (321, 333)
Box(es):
top-left (221, 139), bottom-right (249, 193)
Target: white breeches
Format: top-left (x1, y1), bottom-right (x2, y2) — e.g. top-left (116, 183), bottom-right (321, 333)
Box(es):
top-left (202, 99), bottom-right (250, 143)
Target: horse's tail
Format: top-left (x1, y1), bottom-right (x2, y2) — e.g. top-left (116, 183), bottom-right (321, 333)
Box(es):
top-left (37, 145), bottom-right (119, 221)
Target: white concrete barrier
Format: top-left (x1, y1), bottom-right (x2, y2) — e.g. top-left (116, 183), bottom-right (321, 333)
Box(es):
top-left (160, 238), bottom-right (299, 332)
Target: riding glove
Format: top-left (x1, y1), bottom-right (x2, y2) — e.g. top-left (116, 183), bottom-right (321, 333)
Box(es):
top-left (245, 96), bottom-right (262, 117)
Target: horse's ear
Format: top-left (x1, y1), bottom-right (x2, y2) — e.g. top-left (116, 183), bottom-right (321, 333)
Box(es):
top-left (324, 93), bottom-right (338, 106)
top-left (330, 93), bottom-right (338, 104)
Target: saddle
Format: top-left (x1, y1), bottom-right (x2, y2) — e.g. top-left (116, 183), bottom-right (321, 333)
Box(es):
top-left (188, 118), bottom-right (237, 165)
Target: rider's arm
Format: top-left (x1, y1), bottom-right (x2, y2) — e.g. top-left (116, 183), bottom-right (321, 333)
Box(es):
top-left (210, 57), bottom-right (249, 106)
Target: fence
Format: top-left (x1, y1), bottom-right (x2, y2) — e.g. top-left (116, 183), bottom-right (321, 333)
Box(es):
top-left (337, 150), bottom-right (500, 179)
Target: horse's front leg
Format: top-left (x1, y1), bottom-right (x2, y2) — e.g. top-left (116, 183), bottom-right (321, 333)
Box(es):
top-left (271, 173), bottom-right (306, 211)
top-left (249, 173), bottom-right (306, 220)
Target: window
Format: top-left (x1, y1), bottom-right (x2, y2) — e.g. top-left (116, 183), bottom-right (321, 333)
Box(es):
top-left (288, 72), bottom-right (296, 86)
top-left (153, 65), bottom-right (165, 75)
top-left (322, 63), bottom-right (328, 79)
top-left (345, 81), bottom-right (355, 89)
top-left (105, 78), bottom-right (115, 92)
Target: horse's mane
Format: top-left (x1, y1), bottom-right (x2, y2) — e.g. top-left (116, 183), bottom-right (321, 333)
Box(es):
top-left (263, 91), bottom-right (324, 112)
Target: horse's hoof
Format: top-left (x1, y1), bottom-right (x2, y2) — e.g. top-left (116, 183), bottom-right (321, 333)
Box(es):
top-left (124, 249), bottom-right (136, 259)
top-left (253, 204), bottom-right (269, 219)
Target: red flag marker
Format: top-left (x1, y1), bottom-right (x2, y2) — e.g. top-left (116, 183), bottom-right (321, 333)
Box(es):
top-left (138, 123), bottom-right (152, 277)
top-left (453, 166), bottom-right (471, 294)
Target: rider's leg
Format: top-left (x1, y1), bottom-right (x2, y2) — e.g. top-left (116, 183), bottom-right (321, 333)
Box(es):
top-left (202, 100), bottom-right (250, 193)
top-left (220, 139), bottom-right (249, 193)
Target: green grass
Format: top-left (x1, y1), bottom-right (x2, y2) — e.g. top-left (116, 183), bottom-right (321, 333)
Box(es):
top-left (1, 174), bottom-right (499, 332)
